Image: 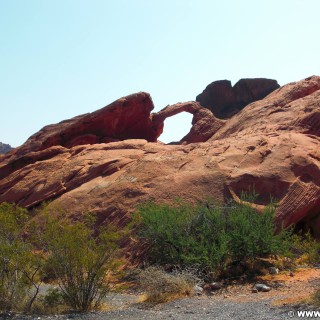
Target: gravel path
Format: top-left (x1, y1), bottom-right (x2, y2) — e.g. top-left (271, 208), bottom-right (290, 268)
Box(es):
top-left (65, 297), bottom-right (310, 320)
top-left (1, 268), bottom-right (319, 320)
top-left (0, 295), bottom-right (315, 320)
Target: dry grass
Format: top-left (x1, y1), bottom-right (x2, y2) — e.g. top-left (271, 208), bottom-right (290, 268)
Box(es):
top-left (137, 266), bottom-right (199, 304)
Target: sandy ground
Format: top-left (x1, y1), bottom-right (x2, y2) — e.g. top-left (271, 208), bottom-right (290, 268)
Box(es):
top-left (1, 267), bottom-right (319, 320)
top-left (214, 267), bottom-right (320, 305)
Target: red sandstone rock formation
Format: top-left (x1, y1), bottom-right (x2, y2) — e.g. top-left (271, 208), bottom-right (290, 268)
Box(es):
top-left (0, 76), bottom-right (319, 239)
top-left (196, 78), bottom-right (280, 119)
top-left (0, 94), bottom-right (220, 167)
top-left (151, 101), bottom-right (225, 143)
top-left (1, 92), bottom-right (157, 163)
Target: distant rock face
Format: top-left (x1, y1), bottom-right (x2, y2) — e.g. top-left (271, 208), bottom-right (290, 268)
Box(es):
top-left (0, 76), bottom-right (319, 245)
top-left (0, 142), bottom-right (12, 154)
top-left (196, 78), bottom-right (280, 119)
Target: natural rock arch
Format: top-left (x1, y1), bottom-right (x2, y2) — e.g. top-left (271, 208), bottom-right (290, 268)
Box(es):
top-left (156, 112), bottom-right (193, 144)
top-left (151, 101), bottom-right (225, 144)
top-left (1, 94), bottom-right (225, 165)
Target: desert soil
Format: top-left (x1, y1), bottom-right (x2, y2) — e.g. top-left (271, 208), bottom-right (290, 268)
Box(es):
top-left (2, 267), bottom-right (319, 320)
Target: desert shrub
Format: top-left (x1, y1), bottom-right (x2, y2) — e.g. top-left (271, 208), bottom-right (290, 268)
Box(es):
top-left (30, 287), bottom-right (67, 315)
top-left (137, 266), bottom-right (198, 303)
top-left (43, 287), bottom-right (65, 309)
top-left (37, 210), bottom-right (123, 312)
top-left (311, 288), bottom-right (320, 307)
top-left (132, 200), bottom-right (196, 265)
top-left (289, 232), bottom-right (320, 266)
top-left (226, 200), bottom-right (292, 262)
top-left (0, 203), bottom-right (42, 312)
top-left (180, 203), bottom-right (230, 273)
top-left (133, 197), bottom-right (293, 276)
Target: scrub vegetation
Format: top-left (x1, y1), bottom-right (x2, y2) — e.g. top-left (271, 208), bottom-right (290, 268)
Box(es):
top-left (133, 196), bottom-right (293, 278)
top-left (0, 195), bottom-right (319, 313)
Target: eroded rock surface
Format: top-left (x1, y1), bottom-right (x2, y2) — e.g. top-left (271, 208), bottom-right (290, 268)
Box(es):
top-left (196, 78), bottom-right (280, 119)
top-left (0, 76), bottom-right (319, 241)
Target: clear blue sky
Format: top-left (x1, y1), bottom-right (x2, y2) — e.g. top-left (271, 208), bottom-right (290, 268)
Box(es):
top-left (1, 0), bottom-right (319, 147)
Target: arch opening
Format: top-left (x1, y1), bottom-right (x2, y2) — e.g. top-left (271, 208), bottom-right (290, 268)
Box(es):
top-left (158, 112), bottom-right (193, 144)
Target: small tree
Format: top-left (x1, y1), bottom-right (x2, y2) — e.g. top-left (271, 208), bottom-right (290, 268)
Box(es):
top-left (0, 203), bottom-right (42, 312)
top-left (38, 210), bottom-right (122, 312)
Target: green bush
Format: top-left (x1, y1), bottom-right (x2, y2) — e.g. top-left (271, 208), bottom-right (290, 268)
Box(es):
top-left (0, 203), bottom-right (125, 314)
top-left (133, 197), bottom-right (293, 276)
top-left (311, 288), bottom-right (320, 307)
top-left (0, 203), bottom-right (42, 312)
top-left (37, 210), bottom-right (123, 312)
top-left (289, 231), bottom-right (320, 265)
top-left (43, 287), bottom-right (65, 309)
top-left (226, 200), bottom-right (292, 261)
top-left (132, 200), bottom-right (198, 266)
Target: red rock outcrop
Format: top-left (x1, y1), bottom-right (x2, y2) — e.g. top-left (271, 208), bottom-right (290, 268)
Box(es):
top-left (1, 92), bottom-right (157, 163)
top-left (1, 94), bottom-right (220, 169)
top-left (196, 78), bottom-right (280, 119)
top-left (0, 76), bottom-right (319, 240)
top-left (210, 76), bottom-right (320, 232)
